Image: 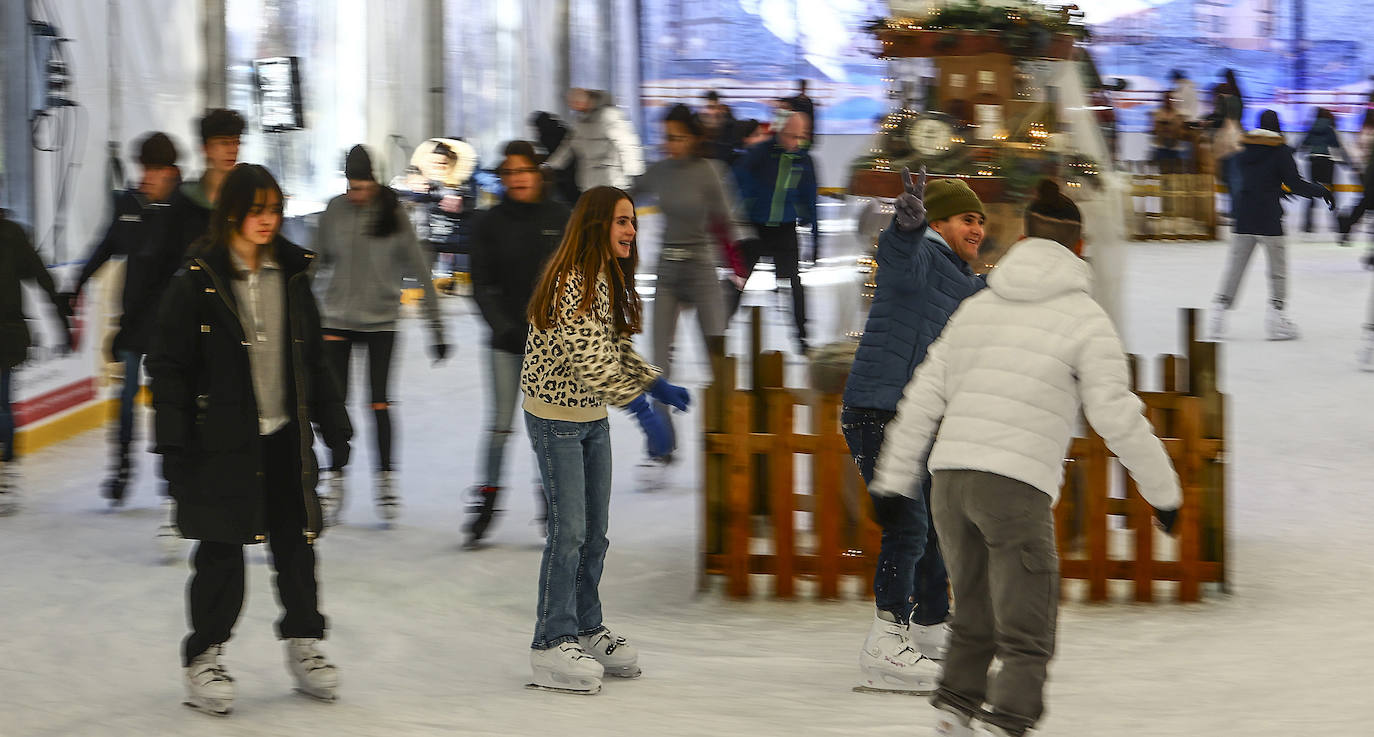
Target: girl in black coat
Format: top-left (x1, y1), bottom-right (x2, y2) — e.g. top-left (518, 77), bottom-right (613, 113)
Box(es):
top-left (147, 164), bottom-right (352, 715)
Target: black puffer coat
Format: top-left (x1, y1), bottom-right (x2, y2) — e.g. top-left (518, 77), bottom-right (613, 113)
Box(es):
top-left (147, 238), bottom-right (351, 544)
top-left (0, 217), bottom-right (70, 369)
top-left (1233, 130), bottom-right (1329, 236)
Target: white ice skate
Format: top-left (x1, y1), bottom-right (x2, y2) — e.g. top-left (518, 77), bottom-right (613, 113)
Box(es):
top-left (932, 704), bottom-right (976, 737)
top-left (634, 458), bottom-right (670, 493)
top-left (1265, 306), bottom-right (1300, 341)
top-left (374, 470), bottom-right (399, 524)
top-left (910, 621), bottom-right (950, 661)
top-left (971, 721), bottom-right (1020, 737)
top-left (1206, 302), bottom-right (1228, 341)
top-left (528, 642), bottom-right (603, 694)
top-left (319, 469), bottom-right (345, 528)
top-left (0, 464), bottom-right (18, 516)
top-left (856, 611), bottom-right (941, 694)
top-left (578, 626), bottom-right (641, 678)
top-left (184, 644), bottom-right (234, 716)
top-left (1359, 330), bottom-right (1374, 372)
top-left (285, 637), bottom-right (339, 701)
top-left (156, 497), bottom-right (181, 564)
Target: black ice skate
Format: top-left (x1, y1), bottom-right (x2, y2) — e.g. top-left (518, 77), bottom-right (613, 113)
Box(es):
top-left (103, 453), bottom-right (131, 507)
top-left (463, 485), bottom-right (501, 549)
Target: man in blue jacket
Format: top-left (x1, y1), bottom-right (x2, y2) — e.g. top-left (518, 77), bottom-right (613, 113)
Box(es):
top-left (843, 169), bottom-right (987, 693)
top-left (728, 111), bottom-right (819, 353)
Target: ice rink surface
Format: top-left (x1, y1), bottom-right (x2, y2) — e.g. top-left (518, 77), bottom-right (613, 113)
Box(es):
top-left (3, 228), bottom-right (1372, 736)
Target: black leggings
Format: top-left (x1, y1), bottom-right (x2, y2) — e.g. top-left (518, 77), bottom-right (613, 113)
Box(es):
top-left (323, 330), bottom-right (397, 471)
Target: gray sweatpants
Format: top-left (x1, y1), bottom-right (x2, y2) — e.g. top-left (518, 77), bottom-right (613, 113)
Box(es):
top-left (931, 470), bottom-right (1059, 735)
top-left (651, 255), bottom-right (726, 380)
top-left (1215, 233), bottom-right (1288, 308)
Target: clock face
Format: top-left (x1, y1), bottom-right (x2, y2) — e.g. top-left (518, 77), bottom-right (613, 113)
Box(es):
top-left (909, 118), bottom-right (955, 157)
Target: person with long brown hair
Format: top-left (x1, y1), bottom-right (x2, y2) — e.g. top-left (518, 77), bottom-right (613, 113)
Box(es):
top-left (148, 163), bottom-right (352, 714)
top-left (519, 186), bottom-right (688, 694)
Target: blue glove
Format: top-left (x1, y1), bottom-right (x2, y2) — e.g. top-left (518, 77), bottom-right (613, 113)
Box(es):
top-left (648, 377), bottom-right (690, 412)
top-left (626, 394), bottom-right (672, 458)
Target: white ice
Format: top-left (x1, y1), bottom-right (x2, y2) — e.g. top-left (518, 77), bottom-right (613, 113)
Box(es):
top-left (3, 223), bottom-right (1372, 736)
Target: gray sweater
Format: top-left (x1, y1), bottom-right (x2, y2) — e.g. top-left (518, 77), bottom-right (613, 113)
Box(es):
top-left (311, 194), bottom-right (442, 334)
top-left (632, 157), bottom-right (743, 262)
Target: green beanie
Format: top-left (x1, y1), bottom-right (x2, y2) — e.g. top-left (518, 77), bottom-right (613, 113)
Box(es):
top-left (924, 179), bottom-right (985, 223)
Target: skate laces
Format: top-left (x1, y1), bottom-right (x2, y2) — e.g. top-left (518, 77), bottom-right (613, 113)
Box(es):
top-left (290, 639), bottom-right (333, 672)
top-left (557, 642), bottom-right (597, 662)
top-left (586, 628), bottom-right (627, 655)
top-left (191, 646), bottom-right (233, 683)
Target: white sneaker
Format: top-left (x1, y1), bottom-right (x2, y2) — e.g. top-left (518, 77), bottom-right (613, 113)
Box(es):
top-left (1265, 306), bottom-right (1300, 341)
top-left (374, 471), bottom-right (399, 522)
top-left (319, 470), bottom-right (345, 527)
top-left (1359, 330), bottom-right (1374, 372)
top-left (910, 621), bottom-right (950, 661)
top-left (858, 611), bottom-right (940, 693)
top-left (184, 644), bottom-right (234, 715)
top-left (157, 497), bottom-right (181, 564)
top-left (1206, 302), bottom-right (1228, 340)
top-left (284, 638), bottom-right (339, 701)
top-left (933, 704), bottom-right (976, 737)
top-left (529, 642), bottom-right (603, 694)
top-left (0, 464), bottom-right (18, 516)
top-left (578, 626), bottom-right (641, 678)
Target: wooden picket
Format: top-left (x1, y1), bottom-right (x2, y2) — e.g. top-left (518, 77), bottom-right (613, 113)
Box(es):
top-left (701, 308), bottom-right (1227, 603)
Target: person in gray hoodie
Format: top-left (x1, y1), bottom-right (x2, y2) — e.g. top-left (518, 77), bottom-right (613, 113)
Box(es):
top-left (311, 145), bottom-right (448, 526)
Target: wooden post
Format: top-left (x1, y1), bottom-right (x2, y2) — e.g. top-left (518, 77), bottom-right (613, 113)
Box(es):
top-left (768, 390), bottom-right (796, 599)
top-left (726, 393), bottom-right (754, 599)
top-left (1187, 326), bottom-right (1227, 591)
top-left (814, 393), bottom-right (843, 600)
top-left (1176, 398), bottom-right (1203, 603)
top-left (754, 351), bottom-right (785, 516)
top-left (1085, 434), bottom-right (1110, 602)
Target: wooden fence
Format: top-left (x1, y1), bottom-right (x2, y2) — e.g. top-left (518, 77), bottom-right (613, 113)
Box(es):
top-left (701, 308), bottom-right (1227, 603)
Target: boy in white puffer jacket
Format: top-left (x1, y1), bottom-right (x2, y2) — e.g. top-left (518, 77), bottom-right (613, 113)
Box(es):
top-left (870, 180), bottom-right (1182, 737)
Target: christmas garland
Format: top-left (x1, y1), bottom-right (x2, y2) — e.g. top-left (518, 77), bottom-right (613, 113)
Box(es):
top-left (869, 2), bottom-right (1089, 45)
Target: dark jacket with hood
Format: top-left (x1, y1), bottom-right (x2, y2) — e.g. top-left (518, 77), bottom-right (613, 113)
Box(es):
top-left (843, 220), bottom-right (985, 412)
top-left (1298, 117), bottom-right (1348, 160)
top-left (469, 196), bottom-right (570, 353)
top-left (0, 217), bottom-right (70, 369)
top-left (73, 190), bottom-right (180, 354)
top-left (147, 237), bottom-right (352, 544)
top-left (1233, 129), bottom-right (1329, 236)
top-left (167, 176), bottom-right (215, 259)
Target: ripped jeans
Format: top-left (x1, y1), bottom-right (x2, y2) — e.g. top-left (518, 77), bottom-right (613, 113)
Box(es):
top-left (841, 405), bottom-right (950, 626)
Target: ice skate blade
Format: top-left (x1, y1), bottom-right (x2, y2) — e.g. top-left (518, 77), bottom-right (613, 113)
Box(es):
top-left (603, 665), bottom-right (642, 679)
top-left (853, 683), bottom-right (935, 695)
top-left (294, 687), bottom-right (337, 703)
top-left (526, 681), bottom-right (601, 695)
top-left (183, 699), bottom-right (232, 716)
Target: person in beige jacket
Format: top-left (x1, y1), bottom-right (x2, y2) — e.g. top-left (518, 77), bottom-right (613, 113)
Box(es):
top-left (870, 181), bottom-right (1182, 737)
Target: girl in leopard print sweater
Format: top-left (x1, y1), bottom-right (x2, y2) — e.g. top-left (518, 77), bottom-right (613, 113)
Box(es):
top-left (519, 186), bottom-right (689, 693)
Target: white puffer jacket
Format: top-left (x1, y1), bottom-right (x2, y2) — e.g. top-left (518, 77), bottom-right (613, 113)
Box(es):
top-left (869, 238), bottom-right (1182, 510)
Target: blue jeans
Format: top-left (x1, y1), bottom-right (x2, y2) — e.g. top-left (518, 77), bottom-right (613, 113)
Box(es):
top-left (841, 405), bottom-right (950, 626)
top-left (0, 368), bottom-right (13, 462)
top-left (524, 413), bottom-right (613, 649)
top-left (480, 348), bottom-right (524, 488)
top-left (117, 350), bottom-right (142, 448)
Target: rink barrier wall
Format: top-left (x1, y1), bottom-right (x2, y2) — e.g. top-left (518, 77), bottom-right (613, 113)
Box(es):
top-left (702, 307), bottom-right (1227, 603)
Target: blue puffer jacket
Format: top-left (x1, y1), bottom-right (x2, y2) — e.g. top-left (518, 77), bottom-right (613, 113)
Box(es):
top-left (843, 220), bottom-right (985, 412)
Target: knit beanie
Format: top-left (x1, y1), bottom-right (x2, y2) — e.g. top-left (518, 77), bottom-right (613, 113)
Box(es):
top-left (136, 132), bottom-right (178, 168)
top-left (345, 144), bottom-right (375, 181)
top-left (924, 178), bottom-right (985, 223)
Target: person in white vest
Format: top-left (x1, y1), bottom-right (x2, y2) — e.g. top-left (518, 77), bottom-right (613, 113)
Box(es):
top-left (869, 180), bottom-right (1182, 737)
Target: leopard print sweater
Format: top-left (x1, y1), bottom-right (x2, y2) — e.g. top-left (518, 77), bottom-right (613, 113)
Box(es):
top-left (521, 269), bottom-right (659, 422)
